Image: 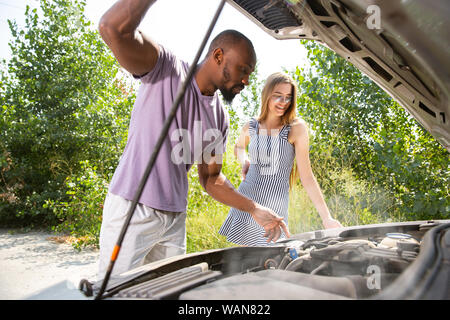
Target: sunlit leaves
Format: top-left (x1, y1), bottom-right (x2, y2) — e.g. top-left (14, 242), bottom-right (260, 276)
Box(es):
top-left (293, 40), bottom-right (449, 220)
top-left (0, 0), bottom-right (134, 227)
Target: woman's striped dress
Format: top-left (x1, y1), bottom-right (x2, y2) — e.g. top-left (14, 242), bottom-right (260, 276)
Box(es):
top-left (219, 118), bottom-right (295, 246)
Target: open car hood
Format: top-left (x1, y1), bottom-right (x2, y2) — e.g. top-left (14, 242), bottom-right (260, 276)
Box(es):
top-left (25, 0), bottom-right (449, 301)
top-left (227, 0), bottom-right (450, 151)
top-left (70, 220), bottom-right (448, 300)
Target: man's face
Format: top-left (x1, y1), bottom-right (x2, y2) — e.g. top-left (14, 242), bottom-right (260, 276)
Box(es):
top-left (218, 43), bottom-right (256, 104)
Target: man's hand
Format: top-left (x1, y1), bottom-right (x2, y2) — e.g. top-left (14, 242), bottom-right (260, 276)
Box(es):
top-left (250, 203), bottom-right (290, 242)
top-left (322, 216), bottom-right (343, 229)
top-left (198, 159), bottom-right (289, 243)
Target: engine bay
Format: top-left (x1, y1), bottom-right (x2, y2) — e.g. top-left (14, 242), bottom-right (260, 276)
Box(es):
top-left (88, 221), bottom-right (450, 300)
top-left (177, 232), bottom-right (421, 299)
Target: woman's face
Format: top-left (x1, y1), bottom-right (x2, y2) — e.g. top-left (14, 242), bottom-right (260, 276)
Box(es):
top-left (268, 82), bottom-right (293, 118)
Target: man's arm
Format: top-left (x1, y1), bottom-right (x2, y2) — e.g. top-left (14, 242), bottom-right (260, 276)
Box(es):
top-left (197, 158), bottom-right (290, 242)
top-left (98, 0), bottom-right (159, 76)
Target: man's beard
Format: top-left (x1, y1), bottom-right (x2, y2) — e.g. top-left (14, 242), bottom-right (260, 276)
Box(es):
top-left (219, 64), bottom-right (244, 104)
top-left (220, 86), bottom-right (240, 104)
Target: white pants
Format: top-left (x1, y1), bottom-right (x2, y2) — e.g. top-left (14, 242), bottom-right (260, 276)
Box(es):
top-left (98, 193), bottom-right (186, 280)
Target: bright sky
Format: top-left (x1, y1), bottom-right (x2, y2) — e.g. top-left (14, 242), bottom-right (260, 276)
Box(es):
top-left (0, 0), bottom-right (308, 80)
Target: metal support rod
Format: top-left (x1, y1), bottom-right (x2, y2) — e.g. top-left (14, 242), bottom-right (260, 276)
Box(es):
top-left (95, 0), bottom-right (227, 300)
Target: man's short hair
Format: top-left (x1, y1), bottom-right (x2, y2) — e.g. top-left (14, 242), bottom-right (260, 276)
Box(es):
top-left (207, 29), bottom-right (255, 57)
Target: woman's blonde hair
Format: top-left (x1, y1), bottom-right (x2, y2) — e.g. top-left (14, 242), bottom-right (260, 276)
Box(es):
top-left (258, 72), bottom-right (298, 126)
top-left (257, 72), bottom-right (299, 189)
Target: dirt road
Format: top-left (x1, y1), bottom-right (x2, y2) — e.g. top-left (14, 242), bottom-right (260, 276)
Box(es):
top-left (0, 229), bottom-right (99, 299)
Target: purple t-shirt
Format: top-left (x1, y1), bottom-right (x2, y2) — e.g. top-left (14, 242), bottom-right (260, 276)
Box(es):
top-left (108, 45), bottom-right (229, 212)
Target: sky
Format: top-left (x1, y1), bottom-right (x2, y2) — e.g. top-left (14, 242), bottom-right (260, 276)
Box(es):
top-left (0, 0), bottom-right (309, 81)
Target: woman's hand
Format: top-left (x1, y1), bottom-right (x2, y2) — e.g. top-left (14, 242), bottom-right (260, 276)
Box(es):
top-left (322, 216), bottom-right (343, 229)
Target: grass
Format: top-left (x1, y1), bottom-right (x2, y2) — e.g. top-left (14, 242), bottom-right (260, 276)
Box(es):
top-left (185, 137), bottom-right (396, 253)
top-left (185, 146), bottom-right (241, 253)
top-left (43, 131), bottom-right (398, 252)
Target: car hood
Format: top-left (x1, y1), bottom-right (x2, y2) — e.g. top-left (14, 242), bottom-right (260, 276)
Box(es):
top-left (78, 220), bottom-right (449, 300)
top-left (25, 220), bottom-right (449, 300)
top-left (227, 0), bottom-right (450, 151)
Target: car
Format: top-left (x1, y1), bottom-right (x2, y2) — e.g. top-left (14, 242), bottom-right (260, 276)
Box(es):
top-left (226, 0), bottom-right (449, 150)
top-left (96, 219), bottom-right (450, 300)
top-left (29, 0), bottom-right (450, 301)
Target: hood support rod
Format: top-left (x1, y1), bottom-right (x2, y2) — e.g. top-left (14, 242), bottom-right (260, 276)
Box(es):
top-left (95, 0), bottom-right (227, 300)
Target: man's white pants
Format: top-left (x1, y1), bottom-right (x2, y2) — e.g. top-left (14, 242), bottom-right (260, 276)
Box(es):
top-left (98, 193), bottom-right (186, 280)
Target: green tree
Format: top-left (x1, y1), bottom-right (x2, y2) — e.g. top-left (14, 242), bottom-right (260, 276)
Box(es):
top-left (293, 40), bottom-right (448, 221)
top-left (0, 0), bottom-right (134, 227)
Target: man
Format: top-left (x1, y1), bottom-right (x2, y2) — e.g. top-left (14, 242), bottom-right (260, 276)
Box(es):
top-left (97, 0), bottom-right (289, 279)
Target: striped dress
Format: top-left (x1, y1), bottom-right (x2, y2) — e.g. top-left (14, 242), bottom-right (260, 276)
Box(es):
top-left (219, 118), bottom-right (296, 246)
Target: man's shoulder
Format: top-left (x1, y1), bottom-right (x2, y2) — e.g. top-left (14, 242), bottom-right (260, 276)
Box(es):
top-left (140, 44), bottom-right (189, 81)
top-left (216, 98), bottom-right (230, 131)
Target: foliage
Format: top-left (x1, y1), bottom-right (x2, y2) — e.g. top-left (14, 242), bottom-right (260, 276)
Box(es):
top-left (43, 160), bottom-right (107, 249)
top-left (0, 0), bottom-right (134, 227)
top-left (186, 145), bottom-right (241, 253)
top-left (292, 40), bottom-right (449, 221)
top-left (1, 1), bottom-right (447, 253)
top-left (289, 137), bottom-right (393, 235)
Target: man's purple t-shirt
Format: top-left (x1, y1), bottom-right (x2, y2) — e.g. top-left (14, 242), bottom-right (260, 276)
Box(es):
top-left (108, 45), bottom-right (229, 212)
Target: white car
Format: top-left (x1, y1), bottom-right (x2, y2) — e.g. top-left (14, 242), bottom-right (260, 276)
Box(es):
top-left (31, 0), bottom-right (450, 301)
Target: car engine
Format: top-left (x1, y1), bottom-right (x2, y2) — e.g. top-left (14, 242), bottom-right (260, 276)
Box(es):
top-left (88, 221), bottom-right (449, 300)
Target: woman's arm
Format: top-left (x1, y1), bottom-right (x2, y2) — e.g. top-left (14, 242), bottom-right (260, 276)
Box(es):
top-left (234, 122), bottom-right (251, 179)
top-left (290, 119), bottom-right (343, 229)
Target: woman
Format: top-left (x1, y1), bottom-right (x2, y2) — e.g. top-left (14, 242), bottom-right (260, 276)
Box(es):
top-left (219, 72), bottom-right (342, 246)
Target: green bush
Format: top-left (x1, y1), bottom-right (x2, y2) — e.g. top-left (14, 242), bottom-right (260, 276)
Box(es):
top-left (2, 1), bottom-right (447, 254)
top-left (293, 40), bottom-right (449, 221)
top-left (0, 0), bottom-right (133, 228)
top-left (289, 141), bottom-right (395, 235)
top-left (44, 161), bottom-right (108, 249)
top-left (186, 141), bottom-right (242, 253)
